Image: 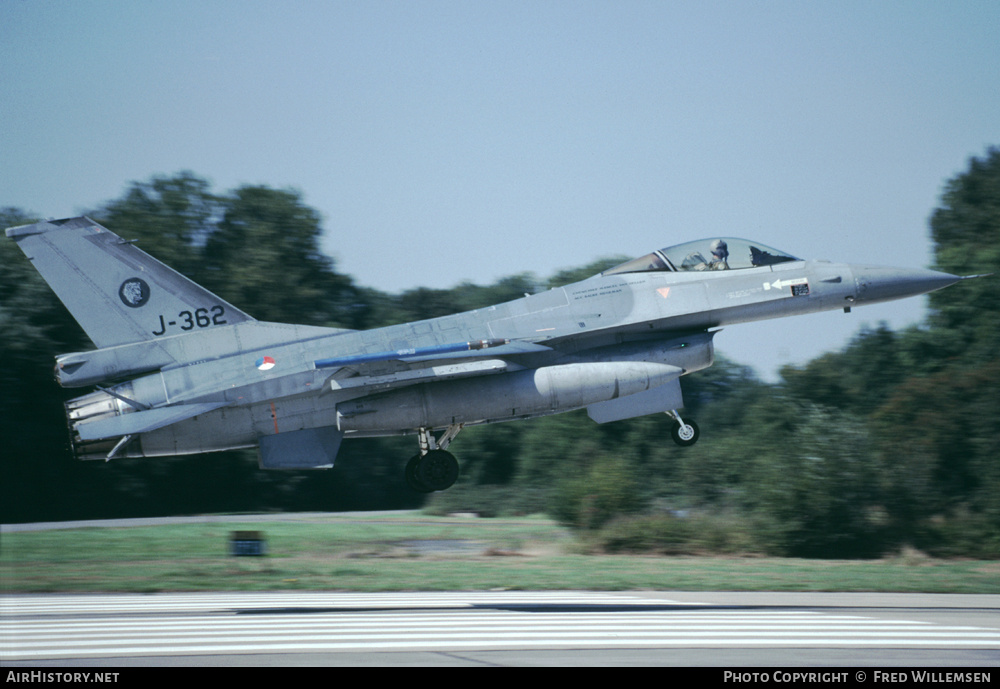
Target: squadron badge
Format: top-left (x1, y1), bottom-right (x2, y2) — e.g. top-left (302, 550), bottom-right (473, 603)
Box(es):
top-left (118, 278), bottom-right (150, 308)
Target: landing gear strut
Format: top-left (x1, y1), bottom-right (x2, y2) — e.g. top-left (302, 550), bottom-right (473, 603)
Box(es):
top-left (405, 425), bottom-right (463, 493)
top-left (666, 409), bottom-right (699, 447)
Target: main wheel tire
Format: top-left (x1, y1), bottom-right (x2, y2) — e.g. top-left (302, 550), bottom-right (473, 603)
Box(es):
top-left (405, 453), bottom-right (433, 493)
top-left (415, 450), bottom-right (460, 492)
top-left (670, 419), bottom-right (700, 446)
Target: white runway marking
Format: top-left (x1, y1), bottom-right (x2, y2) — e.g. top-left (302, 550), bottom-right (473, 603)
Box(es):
top-left (3, 592), bottom-right (1000, 660)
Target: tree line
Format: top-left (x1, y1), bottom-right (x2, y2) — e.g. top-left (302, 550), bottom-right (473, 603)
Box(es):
top-left (2, 149), bottom-right (997, 558)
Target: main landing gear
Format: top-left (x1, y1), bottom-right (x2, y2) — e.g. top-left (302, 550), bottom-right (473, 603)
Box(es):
top-left (406, 425), bottom-right (463, 493)
top-left (404, 412), bottom-right (697, 492)
top-left (666, 409), bottom-right (699, 447)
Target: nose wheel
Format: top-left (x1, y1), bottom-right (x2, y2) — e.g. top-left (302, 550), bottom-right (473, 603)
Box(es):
top-left (666, 410), bottom-right (699, 447)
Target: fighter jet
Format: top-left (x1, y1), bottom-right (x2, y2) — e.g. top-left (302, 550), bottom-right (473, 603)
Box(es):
top-left (6, 217), bottom-right (972, 492)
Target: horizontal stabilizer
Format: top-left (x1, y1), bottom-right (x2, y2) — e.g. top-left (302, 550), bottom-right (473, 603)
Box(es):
top-left (76, 401), bottom-right (230, 440)
top-left (258, 426), bottom-right (342, 469)
top-left (587, 374), bottom-right (684, 424)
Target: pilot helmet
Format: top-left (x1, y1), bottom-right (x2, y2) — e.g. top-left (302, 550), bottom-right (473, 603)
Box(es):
top-left (710, 239), bottom-right (728, 259)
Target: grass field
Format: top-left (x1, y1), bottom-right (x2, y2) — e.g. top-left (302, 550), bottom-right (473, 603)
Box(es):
top-left (2, 512), bottom-right (998, 593)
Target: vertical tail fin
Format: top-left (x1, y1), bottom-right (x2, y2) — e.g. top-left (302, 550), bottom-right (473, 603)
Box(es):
top-left (5, 217), bottom-right (254, 348)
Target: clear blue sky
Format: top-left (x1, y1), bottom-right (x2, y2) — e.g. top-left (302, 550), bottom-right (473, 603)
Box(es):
top-left (3, 1), bottom-right (998, 379)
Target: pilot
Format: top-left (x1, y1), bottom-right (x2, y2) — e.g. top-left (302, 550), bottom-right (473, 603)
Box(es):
top-left (682, 239), bottom-right (731, 271)
top-left (708, 239), bottom-right (729, 270)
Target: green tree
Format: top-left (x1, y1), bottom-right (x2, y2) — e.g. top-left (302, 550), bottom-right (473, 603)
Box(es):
top-left (95, 171), bottom-right (219, 277)
top-left (780, 324), bottom-right (905, 414)
top-left (865, 147), bottom-right (1000, 556)
top-left (871, 354), bottom-right (1000, 556)
top-left (928, 146), bottom-right (1000, 364)
top-left (203, 185), bottom-right (366, 328)
top-left (549, 450), bottom-right (644, 530)
top-left (744, 406), bottom-right (881, 557)
top-left (0, 207), bottom-right (92, 521)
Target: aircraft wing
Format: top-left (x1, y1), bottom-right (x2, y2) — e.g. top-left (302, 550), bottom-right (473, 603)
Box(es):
top-left (75, 401), bottom-right (231, 440)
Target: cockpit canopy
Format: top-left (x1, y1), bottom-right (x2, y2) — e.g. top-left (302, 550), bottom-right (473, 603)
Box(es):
top-left (602, 238), bottom-right (799, 276)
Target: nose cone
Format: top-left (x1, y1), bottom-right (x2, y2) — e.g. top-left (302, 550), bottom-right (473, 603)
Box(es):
top-left (852, 265), bottom-right (962, 305)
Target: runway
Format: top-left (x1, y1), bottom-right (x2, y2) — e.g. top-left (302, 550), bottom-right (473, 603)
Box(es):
top-left (3, 591), bottom-right (999, 666)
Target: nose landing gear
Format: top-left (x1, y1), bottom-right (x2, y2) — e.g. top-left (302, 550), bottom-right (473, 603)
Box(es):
top-left (666, 410), bottom-right (699, 447)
